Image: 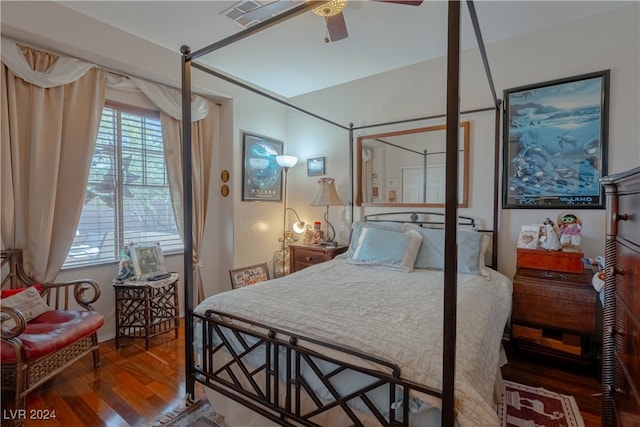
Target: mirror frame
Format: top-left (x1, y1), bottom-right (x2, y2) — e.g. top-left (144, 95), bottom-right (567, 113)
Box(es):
top-left (356, 122), bottom-right (470, 208)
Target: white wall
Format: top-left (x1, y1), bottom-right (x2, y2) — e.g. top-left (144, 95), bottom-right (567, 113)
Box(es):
top-left (1, 2), bottom-right (638, 341)
top-left (288, 3), bottom-right (640, 279)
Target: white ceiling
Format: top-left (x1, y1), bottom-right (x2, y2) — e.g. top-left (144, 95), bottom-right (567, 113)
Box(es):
top-left (55, 1), bottom-right (630, 98)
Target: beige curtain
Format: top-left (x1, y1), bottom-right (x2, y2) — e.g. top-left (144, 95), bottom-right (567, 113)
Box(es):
top-left (1, 45), bottom-right (108, 281)
top-left (161, 103), bottom-right (218, 303)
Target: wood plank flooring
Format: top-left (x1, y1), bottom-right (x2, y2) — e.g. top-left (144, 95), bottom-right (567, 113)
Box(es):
top-left (2, 319), bottom-right (601, 426)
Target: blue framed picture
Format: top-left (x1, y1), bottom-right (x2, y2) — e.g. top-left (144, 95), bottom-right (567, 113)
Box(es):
top-left (307, 156), bottom-right (325, 176)
top-left (242, 132), bottom-right (284, 201)
top-left (502, 70), bottom-right (609, 209)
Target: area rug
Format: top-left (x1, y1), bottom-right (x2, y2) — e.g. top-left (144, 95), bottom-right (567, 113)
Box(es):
top-left (143, 398), bottom-right (225, 427)
top-left (498, 380), bottom-right (585, 427)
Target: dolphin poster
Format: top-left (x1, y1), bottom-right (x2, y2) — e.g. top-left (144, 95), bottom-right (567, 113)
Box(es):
top-left (503, 70), bottom-right (609, 208)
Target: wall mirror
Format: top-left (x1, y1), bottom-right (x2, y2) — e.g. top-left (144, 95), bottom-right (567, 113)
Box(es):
top-left (357, 122), bottom-right (469, 207)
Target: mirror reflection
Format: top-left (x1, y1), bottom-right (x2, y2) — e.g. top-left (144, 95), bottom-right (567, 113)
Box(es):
top-left (357, 122), bottom-right (469, 207)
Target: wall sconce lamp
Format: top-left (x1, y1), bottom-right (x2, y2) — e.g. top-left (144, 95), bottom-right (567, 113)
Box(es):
top-left (311, 177), bottom-right (343, 243)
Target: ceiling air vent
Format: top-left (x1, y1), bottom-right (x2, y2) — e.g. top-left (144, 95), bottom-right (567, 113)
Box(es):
top-left (222, 1), bottom-right (279, 28)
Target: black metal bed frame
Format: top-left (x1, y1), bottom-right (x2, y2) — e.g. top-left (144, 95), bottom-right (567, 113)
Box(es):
top-left (193, 309), bottom-right (441, 427)
top-left (180, 2), bottom-right (501, 425)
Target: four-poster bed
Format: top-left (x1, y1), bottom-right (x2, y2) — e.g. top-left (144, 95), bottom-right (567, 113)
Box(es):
top-left (180, 1), bottom-right (503, 426)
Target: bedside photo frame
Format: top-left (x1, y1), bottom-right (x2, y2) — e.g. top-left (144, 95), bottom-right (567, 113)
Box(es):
top-left (130, 243), bottom-right (167, 280)
top-left (229, 263), bottom-right (270, 289)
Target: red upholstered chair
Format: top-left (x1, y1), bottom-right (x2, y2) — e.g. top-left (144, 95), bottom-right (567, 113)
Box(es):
top-left (1, 249), bottom-right (104, 421)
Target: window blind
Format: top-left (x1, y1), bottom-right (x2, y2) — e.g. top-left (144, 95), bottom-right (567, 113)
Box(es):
top-left (64, 104), bottom-right (182, 268)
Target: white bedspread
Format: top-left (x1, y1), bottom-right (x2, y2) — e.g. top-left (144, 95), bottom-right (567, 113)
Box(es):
top-left (195, 259), bottom-right (512, 427)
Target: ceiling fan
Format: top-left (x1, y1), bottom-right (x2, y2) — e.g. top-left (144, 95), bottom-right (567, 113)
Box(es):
top-left (241, 0), bottom-right (424, 43)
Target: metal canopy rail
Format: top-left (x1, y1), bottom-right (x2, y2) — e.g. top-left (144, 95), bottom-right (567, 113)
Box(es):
top-left (180, 2), bottom-right (500, 426)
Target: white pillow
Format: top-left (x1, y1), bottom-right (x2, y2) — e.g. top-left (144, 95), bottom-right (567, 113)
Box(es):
top-left (1, 287), bottom-right (51, 331)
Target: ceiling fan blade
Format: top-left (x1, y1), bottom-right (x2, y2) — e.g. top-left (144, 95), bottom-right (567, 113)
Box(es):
top-left (372, 0), bottom-right (424, 5)
top-left (243, 1), bottom-right (297, 21)
top-left (326, 13), bottom-right (348, 42)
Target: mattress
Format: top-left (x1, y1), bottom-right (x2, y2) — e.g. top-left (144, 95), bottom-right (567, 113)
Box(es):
top-left (194, 258), bottom-right (513, 427)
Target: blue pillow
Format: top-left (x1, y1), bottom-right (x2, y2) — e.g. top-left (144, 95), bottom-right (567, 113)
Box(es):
top-left (346, 227), bottom-right (423, 272)
top-left (402, 224), bottom-right (485, 274)
top-left (345, 221), bottom-right (404, 259)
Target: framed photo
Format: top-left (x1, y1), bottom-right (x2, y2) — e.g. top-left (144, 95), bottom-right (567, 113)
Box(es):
top-left (229, 263), bottom-right (270, 289)
top-left (307, 156), bottom-right (325, 176)
top-left (130, 243), bottom-right (167, 280)
top-left (517, 225), bottom-right (540, 249)
top-left (503, 70), bottom-right (609, 209)
top-left (242, 132), bottom-right (284, 201)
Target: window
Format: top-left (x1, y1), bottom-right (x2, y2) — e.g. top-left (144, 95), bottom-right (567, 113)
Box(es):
top-left (64, 103), bottom-right (182, 268)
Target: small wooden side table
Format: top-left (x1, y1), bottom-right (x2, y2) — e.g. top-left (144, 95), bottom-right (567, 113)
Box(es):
top-left (289, 244), bottom-right (348, 273)
top-left (114, 273), bottom-right (180, 350)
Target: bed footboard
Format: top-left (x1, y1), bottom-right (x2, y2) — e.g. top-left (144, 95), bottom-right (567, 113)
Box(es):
top-left (191, 310), bottom-right (441, 427)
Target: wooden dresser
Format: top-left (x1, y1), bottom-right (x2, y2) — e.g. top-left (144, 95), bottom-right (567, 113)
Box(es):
top-left (600, 166), bottom-right (640, 427)
top-left (289, 244), bottom-right (348, 273)
top-left (511, 267), bottom-right (597, 369)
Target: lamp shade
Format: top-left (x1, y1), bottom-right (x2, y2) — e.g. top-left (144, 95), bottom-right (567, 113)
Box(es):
top-left (276, 155), bottom-right (298, 169)
top-left (311, 178), bottom-right (343, 206)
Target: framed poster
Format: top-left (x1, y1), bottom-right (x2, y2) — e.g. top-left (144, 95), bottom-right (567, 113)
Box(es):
top-left (503, 70), bottom-right (609, 209)
top-left (242, 132), bottom-right (284, 201)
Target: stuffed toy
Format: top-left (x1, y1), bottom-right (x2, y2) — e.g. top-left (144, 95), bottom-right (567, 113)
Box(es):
top-left (557, 212), bottom-right (582, 252)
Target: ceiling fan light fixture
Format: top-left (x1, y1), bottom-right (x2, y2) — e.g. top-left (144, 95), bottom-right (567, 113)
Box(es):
top-left (309, 0), bottom-right (348, 17)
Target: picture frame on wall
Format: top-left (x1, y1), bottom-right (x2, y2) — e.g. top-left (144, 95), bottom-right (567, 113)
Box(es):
top-left (307, 157), bottom-right (325, 176)
top-left (229, 263), bottom-right (270, 289)
top-left (502, 70), bottom-right (609, 209)
top-left (242, 132), bottom-right (284, 201)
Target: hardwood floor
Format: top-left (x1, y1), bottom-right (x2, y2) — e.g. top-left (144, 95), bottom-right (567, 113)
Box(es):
top-left (2, 320), bottom-right (602, 427)
top-left (502, 346), bottom-right (602, 427)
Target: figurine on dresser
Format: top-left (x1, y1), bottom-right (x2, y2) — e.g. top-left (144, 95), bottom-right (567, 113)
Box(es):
top-left (539, 217), bottom-right (562, 251)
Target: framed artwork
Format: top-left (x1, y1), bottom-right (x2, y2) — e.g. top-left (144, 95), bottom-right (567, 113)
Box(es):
top-left (242, 132), bottom-right (284, 201)
top-left (502, 70), bottom-right (609, 209)
top-left (307, 156), bottom-right (325, 176)
top-left (130, 243), bottom-right (167, 280)
top-left (229, 263), bottom-right (270, 289)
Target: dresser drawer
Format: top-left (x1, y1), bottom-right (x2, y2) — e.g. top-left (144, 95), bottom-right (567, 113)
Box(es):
top-left (616, 184), bottom-right (640, 245)
top-left (616, 241), bottom-right (640, 322)
top-left (513, 269), bottom-right (595, 334)
top-left (289, 244), bottom-right (348, 273)
top-left (613, 353), bottom-right (640, 427)
top-left (293, 249), bottom-right (327, 266)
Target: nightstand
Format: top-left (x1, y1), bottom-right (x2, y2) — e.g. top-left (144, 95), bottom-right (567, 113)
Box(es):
top-left (289, 244), bottom-right (348, 273)
top-left (511, 266), bottom-right (597, 371)
top-left (113, 273), bottom-right (180, 350)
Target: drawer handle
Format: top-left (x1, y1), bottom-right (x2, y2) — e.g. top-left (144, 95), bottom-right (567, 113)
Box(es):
top-left (614, 213), bottom-right (629, 222)
top-left (305, 256), bottom-right (313, 261)
top-left (604, 385), bottom-right (626, 396)
top-left (541, 271), bottom-right (568, 280)
top-left (606, 266), bottom-right (624, 277)
top-left (606, 326), bottom-right (626, 337)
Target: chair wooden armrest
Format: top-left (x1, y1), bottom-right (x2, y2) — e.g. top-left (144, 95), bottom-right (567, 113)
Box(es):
top-left (1, 249), bottom-right (104, 425)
